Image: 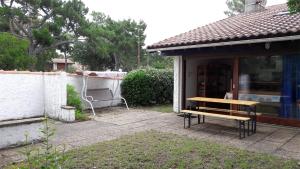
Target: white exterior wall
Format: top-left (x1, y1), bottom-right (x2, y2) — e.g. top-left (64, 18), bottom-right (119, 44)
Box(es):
top-left (0, 73), bottom-right (45, 121)
top-left (44, 73), bottom-right (67, 119)
top-left (173, 56), bottom-right (182, 113)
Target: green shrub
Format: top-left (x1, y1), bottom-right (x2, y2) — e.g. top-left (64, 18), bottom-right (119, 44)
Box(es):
top-left (121, 68), bottom-right (173, 106)
top-left (0, 32), bottom-right (36, 70)
top-left (67, 84), bottom-right (85, 120)
top-left (75, 109), bottom-right (89, 121)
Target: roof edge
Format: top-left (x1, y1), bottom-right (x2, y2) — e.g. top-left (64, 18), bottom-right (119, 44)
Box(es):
top-left (146, 35), bottom-right (300, 53)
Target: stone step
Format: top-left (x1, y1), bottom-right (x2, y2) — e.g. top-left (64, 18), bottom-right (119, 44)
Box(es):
top-left (0, 117), bottom-right (45, 149)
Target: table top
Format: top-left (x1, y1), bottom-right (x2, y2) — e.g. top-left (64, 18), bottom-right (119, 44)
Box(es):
top-left (187, 97), bottom-right (259, 106)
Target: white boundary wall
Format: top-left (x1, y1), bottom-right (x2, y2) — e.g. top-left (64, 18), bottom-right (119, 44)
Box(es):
top-left (0, 71), bottom-right (66, 121)
top-left (0, 71), bottom-right (125, 121)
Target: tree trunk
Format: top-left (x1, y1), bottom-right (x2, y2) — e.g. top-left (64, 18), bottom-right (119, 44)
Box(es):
top-left (137, 42), bottom-right (140, 68)
top-left (137, 30), bottom-right (141, 68)
top-left (113, 54), bottom-right (119, 70)
top-left (64, 51), bottom-right (68, 72)
top-left (28, 42), bottom-right (36, 57)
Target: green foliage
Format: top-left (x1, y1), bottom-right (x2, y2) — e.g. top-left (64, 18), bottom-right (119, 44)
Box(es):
top-left (67, 84), bottom-right (86, 120)
top-left (20, 117), bottom-right (67, 169)
top-left (7, 131), bottom-right (299, 169)
top-left (224, 0), bottom-right (245, 16)
top-left (67, 84), bottom-right (83, 111)
top-left (67, 66), bottom-right (77, 73)
top-left (288, 0), bottom-right (300, 13)
top-left (32, 28), bottom-right (54, 46)
top-left (48, 131), bottom-right (300, 168)
top-left (145, 53), bottom-right (173, 69)
top-left (0, 0), bottom-right (89, 56)
top-left (35, 50), bottom-right (57, 71)
top-left (72, 40), bottom-right (112, 71)
top-left (75, 109), bottom-right (89, 121)
top-left (72, 12), bottom-right (147, 71)
top-left (142, 104), bottom-right (173, 113)
top-left (0, 32), bottom-right (35, 70)
top-left (121, 69), bottom-right (173, 106)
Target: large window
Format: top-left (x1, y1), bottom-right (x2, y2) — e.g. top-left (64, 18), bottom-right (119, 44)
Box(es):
top-left (239, 56), bottom-right (282, 94)
top-left (239, 55), bottom-right (300, 119)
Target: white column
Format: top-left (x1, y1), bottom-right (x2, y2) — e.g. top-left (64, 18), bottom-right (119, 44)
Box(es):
top-left (173, 56), bottom-right (182, 113)
top-left (44, 72), bottom-right (67, 119)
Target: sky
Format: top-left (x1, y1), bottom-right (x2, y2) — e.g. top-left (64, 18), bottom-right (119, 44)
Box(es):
top-left (82, 0), bottom-right (287, 46)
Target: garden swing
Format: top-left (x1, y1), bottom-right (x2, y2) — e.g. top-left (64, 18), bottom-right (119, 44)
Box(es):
top-left (81, 72), bottom-right (129, 116)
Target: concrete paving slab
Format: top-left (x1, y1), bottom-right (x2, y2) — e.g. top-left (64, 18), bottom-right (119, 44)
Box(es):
top-left (264, 129), bottom-right (299, 143)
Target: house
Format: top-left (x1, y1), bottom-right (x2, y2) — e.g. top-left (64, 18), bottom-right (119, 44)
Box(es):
top-left (51, 58), bottom-right (75, 71)
top-left (147, 1), bottom-right (300, 127)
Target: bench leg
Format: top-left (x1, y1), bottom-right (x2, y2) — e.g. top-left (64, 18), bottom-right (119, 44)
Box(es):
top-left (188, 113), bottom-right (191, 128)
top-left (247, 120), bottom-right (250, 136)
top-left (203, 115), bottom-right (205, 123)
top-left (254, 106), bottom-right (257, 133)
top-left (198, 115), bottom-right (201, 124)
top-left (251, 118), bottom-right (254, 134)
top-left (254, 117), bottom-right (257, 133)
top-left (183, 113), bottom-right (186, 128)
top-left (239, 121), bottom-right (246, 139)
top-left (239, 121), bottom-right (242, 139)
top-left (243, 121), bottom-right (246, 138)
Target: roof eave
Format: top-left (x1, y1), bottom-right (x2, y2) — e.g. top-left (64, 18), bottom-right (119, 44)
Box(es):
top-left (146, 35), bottom-right (300, 53)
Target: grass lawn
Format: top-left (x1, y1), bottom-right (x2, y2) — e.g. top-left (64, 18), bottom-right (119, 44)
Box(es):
top-left (7, 131), bottom-right (299, 169)
top-left (142, 104), bottom-right (173, 113)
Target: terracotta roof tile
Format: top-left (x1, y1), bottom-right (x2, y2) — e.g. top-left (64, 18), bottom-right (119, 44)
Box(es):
top-left (148, 4), bottom-right (300, 49)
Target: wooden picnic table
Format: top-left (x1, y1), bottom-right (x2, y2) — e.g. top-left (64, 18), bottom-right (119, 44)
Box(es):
top-left (185, 97), bottom-right (260, 137)
top-left (187, 97), bottom-right (259, 106)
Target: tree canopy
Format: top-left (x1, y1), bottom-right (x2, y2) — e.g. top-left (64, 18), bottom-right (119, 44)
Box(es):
top-left (224, 0), bottom-right (245, 17)
top-left (288, 0), bottom-right (300, 13)
top-left (0, 32), bottom-right (35, 70)
top-left (0, 0), bottom-right (172, 71)
top-left (72, 12), bottom-right (147, 71)
top-left (0, 0), bottom-right (88, 57)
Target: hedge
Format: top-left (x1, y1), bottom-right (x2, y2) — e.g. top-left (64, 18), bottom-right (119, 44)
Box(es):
top-left (121, 69), bottom-right (173, 106)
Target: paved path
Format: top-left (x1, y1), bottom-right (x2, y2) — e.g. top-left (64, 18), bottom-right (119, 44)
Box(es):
top-left (1, 107), bottom-right (300, 167)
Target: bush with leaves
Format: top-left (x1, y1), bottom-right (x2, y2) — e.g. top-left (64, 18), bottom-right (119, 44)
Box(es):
top-left (121, 69), bottom-right (173, 106)
top-left (0, 32), bottom-right (36, 70)
top-left (288, 0), bottom-right (300, 13)
top-left (67, 84), bottom-right (87, 120)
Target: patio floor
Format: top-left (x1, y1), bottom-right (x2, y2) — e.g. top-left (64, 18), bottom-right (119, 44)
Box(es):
top-left (1, 107), bottom-right (300, 167)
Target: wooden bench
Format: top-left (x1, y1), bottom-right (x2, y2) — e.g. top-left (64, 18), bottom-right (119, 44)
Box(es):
top-left (195, 106), bottom-right (259, 133)
top-left (181, 110), bottom-right (251, 139)
top-left (196, 106), bottom-right (262, 116)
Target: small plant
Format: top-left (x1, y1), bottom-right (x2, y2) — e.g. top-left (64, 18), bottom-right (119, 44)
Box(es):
top-left (67, 84), bottom-right (88, 120)
top-left (75, 109), bottom-right (89, 121)
top-left (20, 117), bottom-right (67, 169)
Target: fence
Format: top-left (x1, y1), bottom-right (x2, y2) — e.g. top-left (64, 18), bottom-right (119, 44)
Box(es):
top-left (0, 71), bottom-right (125, 121)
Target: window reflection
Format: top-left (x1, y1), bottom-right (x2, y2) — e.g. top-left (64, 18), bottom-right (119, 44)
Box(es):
top-left (239, 55), bottom-right (300, 119)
